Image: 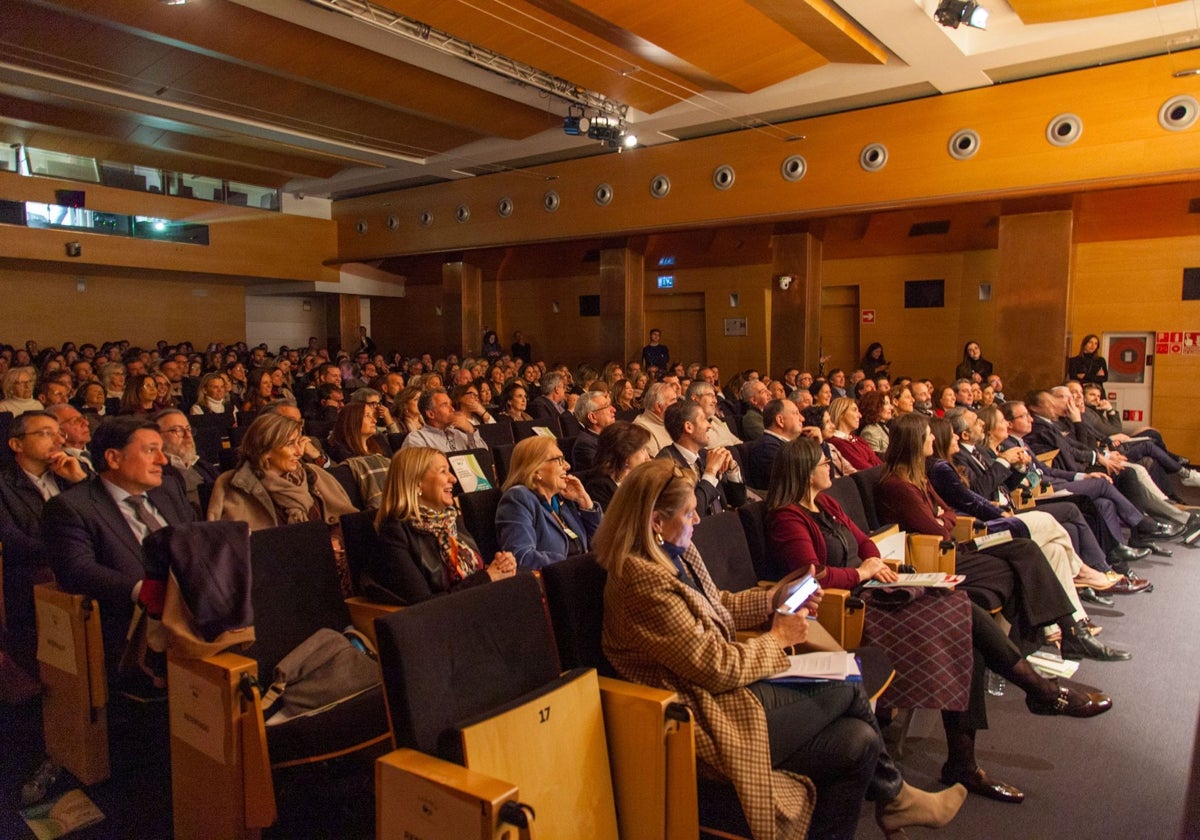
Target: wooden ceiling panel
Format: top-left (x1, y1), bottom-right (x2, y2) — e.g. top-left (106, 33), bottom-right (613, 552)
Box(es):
top-left (1007, 0), bottom-right (1158, 25)
top-left (42, 0), bottom-right (556, 140)
top-left (377, 0), bottom-right (703, 112)
top-left (744, 0), bottom-right (886, 65)
top-left (6, 5), bottom-right (488, 159)
top-left (566, 0), bottom-right (827, 93)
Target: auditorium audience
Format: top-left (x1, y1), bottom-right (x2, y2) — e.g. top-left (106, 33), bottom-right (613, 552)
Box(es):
top-left (767, 435), bottom-right (1114, 807)
top-left (495, 435), bottom-right (601, 570)
top-left (366, 447), bottom-right (516, 604)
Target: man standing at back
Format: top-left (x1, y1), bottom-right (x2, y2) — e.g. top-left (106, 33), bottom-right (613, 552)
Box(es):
top-left (44, 416), bottom-right (196, 676)
top-left (641, 328), bottom-right (669, 372)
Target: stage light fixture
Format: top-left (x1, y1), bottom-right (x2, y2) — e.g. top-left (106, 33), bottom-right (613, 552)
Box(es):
top-left (935, 0), bottom-right (988, 30)
top-left (562, 105), bottom-right (590, 136)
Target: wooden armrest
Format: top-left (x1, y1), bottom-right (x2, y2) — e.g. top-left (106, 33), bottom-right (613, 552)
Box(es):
top-left (906, 534), bottom-right (956, 575)
top-left (1036, 449), bottom-right (1058, 467)
top-left (377, 748), bottom-right (521, 839)
top-left (598, 677), bottom-right (698, 840)
top-left (168, 650), bottom-right (276, 838)
top-left (951, 516), bottom-right (977, 543)
top-left (870, 524), bottom-right (900, 540)
top-left (816, 588), bottom-right (865, 650)
top-left (344, 597), bottom-right (402, 650)
top-left (882, 559), bottom-right (901, 571)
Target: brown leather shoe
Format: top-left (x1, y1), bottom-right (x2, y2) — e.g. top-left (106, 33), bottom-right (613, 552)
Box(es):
top-left (1106, 573), bottom-right (1152, 594)
top-left (1026, 684), bottom-right (1113, 718)
top-left (939, 765), bottom-right (1024, 804)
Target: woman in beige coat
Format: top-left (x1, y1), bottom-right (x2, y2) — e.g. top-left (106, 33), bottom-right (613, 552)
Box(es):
top-left (593, 460), bottom-right (965, 840)
top-left (209, 411), bottom-right (359, 593)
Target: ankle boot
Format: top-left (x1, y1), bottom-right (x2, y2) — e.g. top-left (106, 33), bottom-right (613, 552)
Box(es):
top-left (876, 782), bottom-right (966, 833)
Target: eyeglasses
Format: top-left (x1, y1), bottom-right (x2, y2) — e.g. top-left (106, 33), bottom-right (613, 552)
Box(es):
top-left (160, 426), bottom-right (192, 437)
top-left (18, 428), bottom-right (62, 439)
top-left (544, 455), bottom-right (567, 466)
top-left (364, 400), bottom-right (382, 407)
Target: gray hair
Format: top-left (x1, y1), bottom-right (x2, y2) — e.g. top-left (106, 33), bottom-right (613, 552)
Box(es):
top-left (642, 382), bottom-right (674, 411)
top-left (541, 372), bottom-right (564, 396)
top-left (574, 389), bottom-right (609, 423)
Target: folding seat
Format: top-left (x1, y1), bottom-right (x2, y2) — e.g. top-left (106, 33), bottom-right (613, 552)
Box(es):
top-left (168, 521), bottom-right (392, 839)
top-left (511, 417), bottom-right (560, 441)
top-left (375, 572), bottom-right (697, 840)
top-left (477, 421), bottom-right (514, 450)
top-left (457, 487), bottom-right (502, 561)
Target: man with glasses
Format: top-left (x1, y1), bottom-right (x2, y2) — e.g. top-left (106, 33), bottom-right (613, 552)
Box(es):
top-left (687, 381), bottom-right (741, 447)
top-left (46, 403), bottom-right (96, 476)
top-left (570, 390), bottom-right (617, 472)
top-left (0, 411), bottom-right (89, 675)
top-left (155, 409), bottom-right (218, 517)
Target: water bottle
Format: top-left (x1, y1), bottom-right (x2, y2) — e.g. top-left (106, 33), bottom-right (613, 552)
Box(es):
top-left (986, 669), bottom-right (1006, 697)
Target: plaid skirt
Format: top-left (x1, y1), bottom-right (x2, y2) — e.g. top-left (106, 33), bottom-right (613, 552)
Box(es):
top-left (863, 587), bottom-right (973, 711)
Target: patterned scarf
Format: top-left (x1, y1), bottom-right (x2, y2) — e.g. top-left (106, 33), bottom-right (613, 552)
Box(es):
top-left (411, 505), bottom-right (484, 584)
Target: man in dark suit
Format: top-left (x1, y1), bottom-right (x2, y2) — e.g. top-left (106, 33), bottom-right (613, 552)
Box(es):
top-left (570, 390), bottom-right (615, 473)
top-left (44, 416), bottom-right (197, 674)
top-left (944, 406), bottom-right (1116, 577)
top-left (0, 410), bottom-right (89, 671)
top-left (745, 399), bottom-right (803, 490)
top-left (529, 372), bottom-right (582, 436)
top-left (658, 401), bottom-right (746, 517)
top-left (1026, 389), bottom-right (1177, 550)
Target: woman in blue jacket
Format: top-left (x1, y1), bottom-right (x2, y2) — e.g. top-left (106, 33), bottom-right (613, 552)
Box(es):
top-left (496, 435), bottom-right (602, 570)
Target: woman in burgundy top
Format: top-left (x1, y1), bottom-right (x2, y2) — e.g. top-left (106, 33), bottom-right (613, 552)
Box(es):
top-left (827, 397), bottom-right (882, 471)
top-left (870, 415), bottom-right (1115, 804)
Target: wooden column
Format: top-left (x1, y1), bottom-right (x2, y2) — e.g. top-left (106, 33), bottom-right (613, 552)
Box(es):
top-left (599, 247), bottom-right (644, 366)
top-left (995, 211), bottom-right (1073, 398)
top-left (336, 294), bottom-right (360, 355)
top-left (443, 260), bottom-right (482, 357)
top-left (770, 232), bottom-right (823, 375)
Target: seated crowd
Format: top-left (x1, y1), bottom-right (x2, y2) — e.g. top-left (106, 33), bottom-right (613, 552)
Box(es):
top-left (2, 332), bottom-right (1198, 839)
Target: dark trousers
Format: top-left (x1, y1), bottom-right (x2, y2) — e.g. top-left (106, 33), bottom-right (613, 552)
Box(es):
top-left (749, 680), bottom-right (902, 840)
top-left (1038, 500), bottom-right (1109, 571)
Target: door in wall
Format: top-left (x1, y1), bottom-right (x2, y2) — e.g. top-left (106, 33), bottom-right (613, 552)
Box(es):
top-left (644, 294), bottom-right (705, 369)
top-left (820, 286), bottom-right (860, 375)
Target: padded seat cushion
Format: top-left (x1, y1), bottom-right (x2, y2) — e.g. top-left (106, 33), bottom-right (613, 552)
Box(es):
top-left (265, 683), bottom-right (391, 766)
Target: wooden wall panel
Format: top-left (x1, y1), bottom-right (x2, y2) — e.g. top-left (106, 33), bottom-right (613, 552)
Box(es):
top-left (335, 54), bottom-right (1200, 261)
top-left (996, 212), bottom-right (1073, 400)
top-left (0, 266), bottom-right (244, 347)
top-left (1072, 235), bottom-right (1200, 457)
top-left (371, 285), bottom-right (444, 359)
top-left (822, 252), bottom-right (994, 385)
top-left (0, 172), bottom-right (338, 283)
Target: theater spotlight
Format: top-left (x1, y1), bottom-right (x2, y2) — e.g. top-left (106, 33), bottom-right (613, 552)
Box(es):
top-left (935, 0), bottom-right (988, 29)
top-left (562, 106), bottom-right (590, 136)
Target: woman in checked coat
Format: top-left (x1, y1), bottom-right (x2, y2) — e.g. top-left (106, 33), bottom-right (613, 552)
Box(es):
top-left (593, 459), bottom-right (966, 840)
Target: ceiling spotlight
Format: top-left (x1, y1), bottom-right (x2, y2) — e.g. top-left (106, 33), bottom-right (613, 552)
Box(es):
top-left (935, 0), bottom-right (988, 30)
top-left (562, 105), bottom-right (590, 136)
top-left (622, 134), bottom-right (638, 149)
